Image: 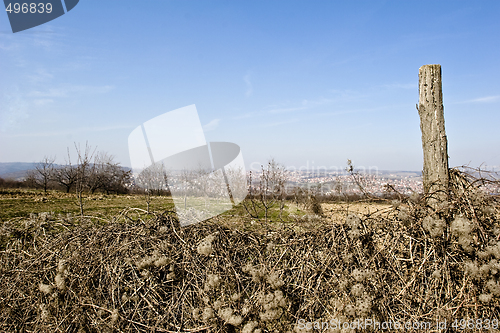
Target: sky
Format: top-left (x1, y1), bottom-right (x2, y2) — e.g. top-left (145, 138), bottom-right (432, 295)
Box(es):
top-left (1, 0), bottom-right (499, 172)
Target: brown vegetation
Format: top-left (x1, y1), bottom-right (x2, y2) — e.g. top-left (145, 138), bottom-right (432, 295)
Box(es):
top-left (1, 166), bottom-right (500, 332)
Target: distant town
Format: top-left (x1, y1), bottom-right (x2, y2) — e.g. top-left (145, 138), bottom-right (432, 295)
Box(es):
top-left (250, 168), bottom-right (500, 197)
top-left (1, 162), bottom-right (499, 197)
top-left (285, 169), bottom-right (423, 196)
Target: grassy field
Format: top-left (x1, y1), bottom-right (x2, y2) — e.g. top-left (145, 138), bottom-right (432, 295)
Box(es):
top-left (0, 189), bottom-right (176, 221)
top-left (1, 182), bottom-right (500, 332)
top-left (0, 189), bottom-right (307, 227)
top-left (0, 188), bottom-right (392, 232)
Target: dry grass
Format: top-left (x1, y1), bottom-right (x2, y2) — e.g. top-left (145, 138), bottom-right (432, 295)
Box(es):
top-left (0, 189), bottom-right (175, 221)
top-left (1, 168), bottom-right (500, 332)
top-left (321, 202), bottom-right (393, 225)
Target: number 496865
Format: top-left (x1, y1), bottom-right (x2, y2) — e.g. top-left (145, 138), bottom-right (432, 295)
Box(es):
top-left (5, 3), bottom-right (53, 14)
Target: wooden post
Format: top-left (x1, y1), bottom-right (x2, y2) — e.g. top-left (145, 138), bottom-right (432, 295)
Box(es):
top-left (418, 64), bottom-right (449, 208)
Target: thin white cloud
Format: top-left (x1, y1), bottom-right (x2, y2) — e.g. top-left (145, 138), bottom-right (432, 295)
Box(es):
top-left (244, 73), bottom-right (253, 97)
top-left (232, 111), bottom-right (258, 119)
top-left (0, 41), bottom-right (20, 51)
top-left (267, 97), bottom-right (333, 114)
top-left (268, 106), bottom-right (308, 114)
top-left (0, 33), bottom-right (21, 51)
top-left (0, 26), bottom-right (62, 52)
top-left (456, 95), bottom-right (500, 104)
top-left (0, 91), bottom-right (29, 132)
top-left (261, 118), bottom-right (299, 128)
top-left (344, 123), bottom-right (373, 131)
top-left (380, 83), bottom-right (417, 89)
top-left (231, 96), bottom-right (338, 121)
top-left (29, 84), bottom-right (115, 98)
top-left (313, 109), bottom-right (360, 117)
top-left (27, 68), bottom-right (54, 84)
top-left (314, 104), bottom-right (400, 117)
top-left (203, 119), bottom-right (220, 132)
top-left (1, 84), bottom-right (115, 133)
top-left (2, 124), bottom-right (133, 138)
top-left (33, 99), bottom-right (54, 106)
top-left (329, 88), bottom-right (362, 97)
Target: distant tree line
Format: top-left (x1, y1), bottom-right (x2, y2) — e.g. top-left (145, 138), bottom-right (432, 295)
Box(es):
top-left (29, 153), bottom-right (131, 194)
top-left (0, 150), bottom-right (133, 195)
top-left (0, 177), bottom-right (28, 189)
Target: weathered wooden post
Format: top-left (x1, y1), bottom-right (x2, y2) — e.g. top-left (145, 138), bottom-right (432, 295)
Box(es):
top-left (418, 64), bottom-right (449, 208)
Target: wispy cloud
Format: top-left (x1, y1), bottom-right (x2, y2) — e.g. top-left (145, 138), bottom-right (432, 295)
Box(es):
top-left (244, 73), bottom-right (253, 97)
top-left (267, 106), bottom-right (308, 114)
top-left (29, 84), bottom-right (115, 98)
top-left (27, 68), bottom-right (54, 84)
top-left (33, 99), bottom-right (54, 106)
top-left (455, 95), bottom-right (500, 104)
top-left (267, 97), bottom-right (333, 114)
top-left (232, 111), bottom-right (258, 120)
top-left (380, 83), bottom-right (417, 90)
top-left (0, 41), bottom-right (20, 51)
top-left (344, 122), bottom-right (373, 131)
top-left (2, 124), bottom-right (133, 138)
top-left (203, 119), bottom-right (220, 132)
top-left (0, 93), bottom-right (29, 132)
top-left (314, 104), bottom-right (400, 117)
top-left (1, 83), bottom-right (113, 134)
top-left (261, 118), bottom-right (299, 128)
top-left (0, 26), bottom-right (62, 53)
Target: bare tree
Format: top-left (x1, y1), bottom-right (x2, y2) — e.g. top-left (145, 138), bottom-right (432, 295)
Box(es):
top-left (87, 153), bottom-right (106, 194)
top-left (243, 158), bottom-right (287, 222)
top-left (87, 152), bottom-right (130, 194)
top-left (243, 170), bottom-right (261, 218)
top-left (261, 159), bottom-right (287, 221)
top-left (74, 142), bottom-right (96, 216)
top-left (136, 163), bottom-right (168, 213)
top-left (24, 170), bottom-right (38, 189)
top-left (32, 156), bottom-right (56, 193)
top-left (101, 165), bottom-right (131, 194)
top-left (345, 159), bottom-right (374, 199)
top-left (53, 151), bottom-right (78, 193)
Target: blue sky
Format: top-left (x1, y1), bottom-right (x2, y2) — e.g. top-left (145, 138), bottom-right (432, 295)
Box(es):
top-left (1, 0), bottom-right (499, 171)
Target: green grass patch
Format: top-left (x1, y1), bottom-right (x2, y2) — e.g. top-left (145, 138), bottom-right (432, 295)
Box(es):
top-left (0, 189), bottom-right (175, 221)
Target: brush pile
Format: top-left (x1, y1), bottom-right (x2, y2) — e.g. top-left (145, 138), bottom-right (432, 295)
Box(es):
top-left (1, 167), bottom-right (499, 332)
